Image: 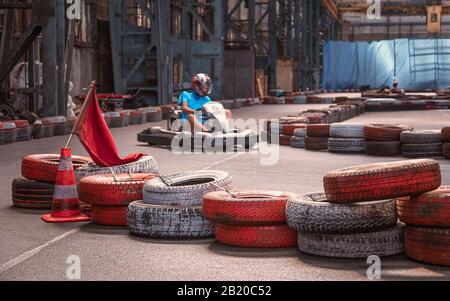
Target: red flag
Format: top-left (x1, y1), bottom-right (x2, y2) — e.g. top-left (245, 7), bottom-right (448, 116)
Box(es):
top-left (72, 82), bottom-right (145, 167)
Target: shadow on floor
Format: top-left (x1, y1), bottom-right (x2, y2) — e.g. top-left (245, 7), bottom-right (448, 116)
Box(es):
top-left (127, 234), bottom-right (215, 246)
top-left (208, 241), bottom-right (298, 258)
top-left (80, 223), bottom-right (129, 235)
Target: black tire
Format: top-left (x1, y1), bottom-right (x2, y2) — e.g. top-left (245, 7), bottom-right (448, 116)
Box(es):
top-left (12, 177), bottom-right (54, 209)
top-left (32, 124), bottom-right (54, 139)
top-left (290, 136), bottom-right (305, 148)
top-left (297, 224), bottom-right (405, 258)
top-left (18, 111), bottom-right (38, 125)
top-left (401, 143), bottom-right (443, 158)
top-left (108, 116), bottom-right (126, 128)
top-left (286, 193), bottom-right (398, 234)
top-left (366, 141), bottom-right (401, 156)
top-left (146, 110), bottom-right (163, 123)
top-left (143, 170), bottom-right (232, 206)
top-left (127, 201), bottom-right (215, 239)
top-left (328, 138), bottom-right (366, 153)
top-left (330, 124), bottom-right (365, 138)
top-left (75, 156), bottom-right (159, 183)
top-left (400, 130), bottom-right (442, 144)
top-left (52, 123), bottom-right (70, 136)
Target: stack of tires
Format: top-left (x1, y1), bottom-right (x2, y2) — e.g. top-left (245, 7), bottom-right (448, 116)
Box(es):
top-left (79, 174), bottom-right (156, 226)
top-left (291, 127), bottom-right (307, 149)
top-left (400, 130), bottom-right (443, 158)
top-left (287, 159), bottom-right (441, 258)
top-left (398, 187), bottom-right (450, 266)
top-left (142, 107), bottom-right (163, 123)
top-left (280, 123), bottom-right (306, 147)
top-left (203, 191), bottom-right (297, 248)
top-left (32, 120), bottom-right (54, 139)
top-left (128, 171), bottom-right (230, 239)
top-left (41, 116), bottom-right (70, 136)
top-left (104, 112), bottom-right (126, 128)
top-left (14, 120), bottom-right (33, 142)
top-left (130, 110), bottom-right (146, 125)
top-left (0, 122), bottom-right (18, 145)
top-left (364, 124), bottom-right (412, 156)
top-left (14, 154), bottom-right (92, 210)
top-left (75, 156), bottom-right (159, 184)
top-left (442, 127), bottom-right (450, 159)
top-left (305, 124), bottom-right (330, 151)
top-left (328, 124), bottom-right (365, 153)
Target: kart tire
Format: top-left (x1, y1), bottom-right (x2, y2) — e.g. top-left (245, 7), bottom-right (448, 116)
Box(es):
top-left (365, 141), bottom-right (401, 156)
top-left (91, 205), bottom-right (127, 226)
top-left (404, 226), bottom-right (450, 267)
top-left (397, 186), bottom-right (450, 227)
top-left (22, 154), bottom-right (92, 183)
top-left (306, 124), bottom-right (331, 137)
top-left (79, 173), bottom-right (157, 206)
top-left (400, 130), bottom-right (442, 144)
top-left (279, 134), bottom-right (291, 146)
top-left (323, 159), bottom-right (441, 203)
top-left (442, 127), bottom-right (450, 142)
top-left (364, 124), bottom-right (412, 141)
top-left (202, 190), bottom-right (292, 226)
top-left (75, 156), bottom-right (159, 183)
top-left (297, 224), bottom-right (405, 258)
top-left (215, 224), bottom-right (297, 248)
top-left (128, 201), bottom-right (215, 239)
top-left (401, 143), bottom-right (443, 158)
top-left (143, 170), bottom-right (232, 206)
top-left (330, 124), bottom-right (365, 138)
top-left (305, 137), bottom-right (328, 150)
top-left (286, 193), bottom-right (397, 234)
top-left (328, 138), bottom-right (366, 153)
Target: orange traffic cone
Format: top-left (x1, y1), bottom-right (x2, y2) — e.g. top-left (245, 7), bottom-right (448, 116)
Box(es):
top-left (41, 148), bottom-right (90, 223)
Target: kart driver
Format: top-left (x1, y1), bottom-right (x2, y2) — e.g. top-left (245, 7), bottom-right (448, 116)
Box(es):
top-left (178, 73), bottom-right (232, 132)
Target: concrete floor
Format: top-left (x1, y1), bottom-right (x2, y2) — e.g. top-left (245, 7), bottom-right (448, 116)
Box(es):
top-left (1, 104), bottom-right (450, 281)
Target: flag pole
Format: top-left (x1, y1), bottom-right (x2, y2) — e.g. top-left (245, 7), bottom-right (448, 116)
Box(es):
top-left (64, 80), bottom-right (96, 148)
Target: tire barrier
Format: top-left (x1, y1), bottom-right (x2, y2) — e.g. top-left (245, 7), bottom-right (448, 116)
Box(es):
top-left (330, 124), bottom-right (365, 138)
top-left (297, 224), bottom-right (404, 259)
top-left (404, 226), bottom-right (450, 267)
top-left (306, 124), bottom-right (330, 137)
top-left (215, 224), bottom-right (297, 248)
top-left (444, 143), bottom-right (450, 159)
top-left (282, 124), bottom-right (307, 136)
top-left (202, 191), bottom-right (291, 226)
top-left (128, 201), bottom-right (215, 239)
top-left (143, 171), bottom-right (232, 207)
top-left (401, 130), bottom-right (442, 144)
top-left (75, 156), bottom-right (159, 183)
top-left (279, 134), bottom-right (292, 146)
top-left (397, 186), bottom-right (450, 227)
top-left (328, 138), bottom-right (366, 153)
top-left (290, 136), bottom-right (305, 149)
top-left (364, 124), bottom-right (413, 142)
top-left (22, 154), bottom-right (92, 183)
top-left (12, 177), bottom-right (54, 209)
top-left (401, 143), bottom-right (443, 158)
top-left (323, 159), bottom-right (441, 204)
top-left (0, 122), bottom-right (18, 145)
top-left (286, 193), bottom-right (397, 234)
top-left (365, 141), bottom-right (402, 156)
top-left (305, 137), bottom-right (329, 151)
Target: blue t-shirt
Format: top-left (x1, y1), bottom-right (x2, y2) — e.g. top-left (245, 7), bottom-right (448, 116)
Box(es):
top-left (178, 91), bottom-right (211, 122)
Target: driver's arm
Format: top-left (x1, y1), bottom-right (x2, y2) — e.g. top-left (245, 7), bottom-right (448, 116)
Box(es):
top-left (181, 102), bottom-right (196, 115)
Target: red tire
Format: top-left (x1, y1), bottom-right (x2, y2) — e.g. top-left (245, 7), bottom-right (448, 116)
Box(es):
top-left (14, 120), bottom-right (30, 128)
top-left (444, 143), bottom-right (450, 159)
top-left (21, 154), bottom-right (92, 183)
top-left (405, 226), bottom-right (450, 267)
top-left (91, 206), bottom-right (127, 226)
top-left (215, 224), bottom-right (297, 248)
top-left (79, 173), bottom-right (156, 206)
top-left (442, 127), bottom-right (450, 143)
top-left (306, 124), bottom-right (330, 137)
top-left (324, 159), bottom-right (441, 204)
top-left (282, 124), bottom-right (307, 136)
top-left (202, 191), bottom-right (292, 226)
top-left (279, 134), bottom-right (291, 146)
top-left (364, 124), bottom-right (412, 141)
top-left (305, 137), bottom-right (328, 150)
top-left (397, 186), bottom-right (450, 227)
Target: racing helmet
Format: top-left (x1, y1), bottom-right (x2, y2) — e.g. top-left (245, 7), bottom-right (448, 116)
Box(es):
top-left (192, 73), bottom-right (212, 96)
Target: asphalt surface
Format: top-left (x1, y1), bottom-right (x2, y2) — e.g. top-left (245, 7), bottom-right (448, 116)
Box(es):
top-left (1, 104), bottom-right (450, 281)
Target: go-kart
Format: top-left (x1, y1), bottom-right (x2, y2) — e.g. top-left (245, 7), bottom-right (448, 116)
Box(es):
top-left (137, 102), bottom-right (259, 152)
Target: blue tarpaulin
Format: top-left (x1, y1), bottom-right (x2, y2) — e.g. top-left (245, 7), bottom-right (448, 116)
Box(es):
top-left (322, 39), bottom-right (450, 90)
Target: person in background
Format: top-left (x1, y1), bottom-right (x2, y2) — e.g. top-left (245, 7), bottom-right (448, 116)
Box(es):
top-left (178, 73), bottom-right (232, 133)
